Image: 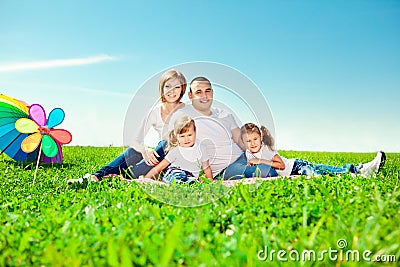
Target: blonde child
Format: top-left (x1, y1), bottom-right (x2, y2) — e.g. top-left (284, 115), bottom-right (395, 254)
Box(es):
top-left (144, 116), bottom-right (213, 184)
top-left (240, 123), bottom-right (385, 178)
top-left (69, 69), bottom-right (187, 183)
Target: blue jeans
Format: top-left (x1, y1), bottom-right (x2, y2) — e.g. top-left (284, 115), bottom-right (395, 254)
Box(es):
top-left (163, 166), bottom-right (196, 185)
top-left (219, 153), bottom-right (278, 180)
top-left (291, 159), bottom-right (358, 176)
top-left (92, 140), bottom-right (167, 180)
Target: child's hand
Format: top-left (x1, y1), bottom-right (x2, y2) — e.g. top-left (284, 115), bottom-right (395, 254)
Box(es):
top-left (248, 158), bottom-right (261, 166)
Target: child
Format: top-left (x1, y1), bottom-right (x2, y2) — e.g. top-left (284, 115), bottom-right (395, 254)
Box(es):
top-left (68, 69), bottom-right (187, 184)
top-left (144, 116), bottom-right (213, 184)
top-left (240, 123), bottom-right (386, 178)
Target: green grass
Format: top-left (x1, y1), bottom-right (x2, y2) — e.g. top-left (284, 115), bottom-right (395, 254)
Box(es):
top-left (0, 147), bottom-right (399, 266)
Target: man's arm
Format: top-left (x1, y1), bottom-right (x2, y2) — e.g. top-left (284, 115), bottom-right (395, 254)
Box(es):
top-left (231, 127), bottom-right (246, 151)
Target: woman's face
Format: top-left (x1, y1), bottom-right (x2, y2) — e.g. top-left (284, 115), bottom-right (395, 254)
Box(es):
top-left (242, 131), bottom-right (262, 153)
top-left (163, 78), bottom-right (183, 103)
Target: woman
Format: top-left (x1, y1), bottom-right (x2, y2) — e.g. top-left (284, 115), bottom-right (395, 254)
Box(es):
top-left (68, 69), bottom-right (187, 183)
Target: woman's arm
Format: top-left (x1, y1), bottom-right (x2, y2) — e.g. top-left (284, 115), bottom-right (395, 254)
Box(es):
top-left (248, 154), bottom-right (286, 170)
top-left (144, 159), bottom-right (170, 179)
top-left (132, 108), bottom-right (161, 166)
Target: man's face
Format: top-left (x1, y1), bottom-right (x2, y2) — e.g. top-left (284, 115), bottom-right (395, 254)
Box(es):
top-left (188, 81), bottom-right (213, 115)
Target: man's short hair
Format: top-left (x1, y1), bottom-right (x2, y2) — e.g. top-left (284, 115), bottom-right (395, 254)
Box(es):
top-left (189, 77), bottom-right (211, 92)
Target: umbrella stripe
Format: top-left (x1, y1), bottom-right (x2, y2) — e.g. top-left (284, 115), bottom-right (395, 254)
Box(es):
top-left (10, 148), bottom-right (28, 162)
top-left (0, 94), bottom-right (29, 113)
top-left (0, 128), bottom-right (25, 151)
top-left (0, 133), bottom-right (20, 155)
top-left (0, 123), bottom-right (17, 139)
top-left (0, 103), bottom-right (28, 116)
top-left (0, 118), bottom-right (21, 127)
top-left (0, 133), bottom-right (27, 159)
top-left (0, 108), bottom-right (28, 118)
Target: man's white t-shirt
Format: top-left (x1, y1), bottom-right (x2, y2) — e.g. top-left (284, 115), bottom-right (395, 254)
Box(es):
top-left (245, 145), bottom-right (295, 177)
top-left (168, 105), bottom-right (243, 177)
top-left (165, 142), bottom-right (209, 178)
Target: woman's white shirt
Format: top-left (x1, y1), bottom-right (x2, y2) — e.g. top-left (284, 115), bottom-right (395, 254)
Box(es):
top-left (131, 105), bottom-right (169, 153)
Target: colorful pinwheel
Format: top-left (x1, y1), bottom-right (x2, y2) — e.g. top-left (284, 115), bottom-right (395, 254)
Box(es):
top-left (15, 104), bottom-right (72, 158)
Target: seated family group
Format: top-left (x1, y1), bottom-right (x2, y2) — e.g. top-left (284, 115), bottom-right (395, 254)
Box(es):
top-left (69, 69), bottom-right (385, 185)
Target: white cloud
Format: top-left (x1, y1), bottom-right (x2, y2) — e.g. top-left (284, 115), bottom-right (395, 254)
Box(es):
top-left (0, 55), bottom-right (115, 72)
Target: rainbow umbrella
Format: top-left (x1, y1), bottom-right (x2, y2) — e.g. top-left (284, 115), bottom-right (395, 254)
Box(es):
top-left (0, 94), bottom-right (33, 161)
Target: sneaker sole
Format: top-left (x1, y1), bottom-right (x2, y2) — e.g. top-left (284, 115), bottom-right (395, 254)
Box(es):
top-left (378, 151), bottom-right (386, 172)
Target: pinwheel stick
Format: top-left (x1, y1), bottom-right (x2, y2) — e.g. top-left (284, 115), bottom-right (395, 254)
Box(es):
top-left (33, 145), bottom-right (42, 184)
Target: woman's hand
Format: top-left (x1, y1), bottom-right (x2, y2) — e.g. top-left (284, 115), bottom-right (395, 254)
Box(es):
top-left (142, 148), bottom-right (160, 166)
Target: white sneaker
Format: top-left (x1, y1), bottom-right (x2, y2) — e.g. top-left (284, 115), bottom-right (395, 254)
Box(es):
top-left (358, 151), bottom-right (386, 178)
top-left (67, 173), bottom-right (98, 184)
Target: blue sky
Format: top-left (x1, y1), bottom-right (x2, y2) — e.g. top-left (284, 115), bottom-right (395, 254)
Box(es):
top-left (1, 0), bottom-right (399, 152)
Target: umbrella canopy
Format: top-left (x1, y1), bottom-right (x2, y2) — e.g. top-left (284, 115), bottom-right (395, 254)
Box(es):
top-left (0, 94), bottom-right (70, 163)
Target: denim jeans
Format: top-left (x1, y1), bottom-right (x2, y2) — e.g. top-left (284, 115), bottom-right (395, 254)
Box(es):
top-left (93, 140), bottom-right (167, 180)
top-left (291, 159), bottom-right (358, 176)
top-left (163, 166), bottom-right (196, 185)
top-left (219, 153), bottom-right (278, 180)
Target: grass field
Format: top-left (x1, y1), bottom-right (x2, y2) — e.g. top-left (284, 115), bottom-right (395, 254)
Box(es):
top-left (0, 147), bottom-right (399, 266)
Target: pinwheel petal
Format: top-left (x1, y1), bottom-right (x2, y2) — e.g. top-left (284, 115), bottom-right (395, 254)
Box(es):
top-left (15, 118), bottom-right (39, 134)
top-left (42, 135), bottom-right (58, 157)
top-left (29, 104), bottom-right (47, 126)
top-left (47, 108), bottom-right (65, 128)
top-left (21, 132), bottom-right (42, 153)
top-left (49, 129), bottom-right (72, 144)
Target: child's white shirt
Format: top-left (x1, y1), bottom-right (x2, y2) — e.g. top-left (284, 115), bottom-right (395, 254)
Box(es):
top-left (168, 105), bottom-right (243, 176)
top-left (165, 141), bottom-right (209, 178)
top-left (245, 145), bottom-right (295, 177)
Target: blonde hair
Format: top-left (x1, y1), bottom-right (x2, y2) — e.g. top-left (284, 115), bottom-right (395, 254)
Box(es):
top-left (166, 116), bottom-right (196, 152)
top-left (159, 69), bottom-right (187, 103)
top-left (240, 123), bottom-right (275, 151)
